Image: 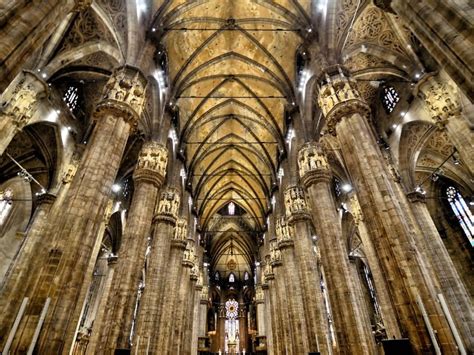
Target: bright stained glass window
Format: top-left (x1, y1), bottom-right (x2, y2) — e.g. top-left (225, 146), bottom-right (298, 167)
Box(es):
top-left (63, 86), bottom-right (79, 112)
top-left (229, 273), bottom-right (235, 283)
top-left (0, 189), bottom-right (13, 226)
top-left (446, 186), bottom-right (474, 246)
top-left (381, 86), bottom-right (400, 114)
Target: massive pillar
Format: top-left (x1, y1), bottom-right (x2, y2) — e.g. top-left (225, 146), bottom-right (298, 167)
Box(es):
top-left (133, 187), bottom-right (181, 352)
top-left (0, 65), bottom-right (147, 353)
top-left (317, 68), bottom-right (458, 353)
top-left (297, 142), bottom-right (376, 354)
top-left (407, 191), bottom-right (473, 351)
top-left (418, 73), bottom-right (474, 175)
top-left (0, 70), bottom-right (48, 155)
top-left (99, 142), bottom-right (168, 351)
top-left (282, 185), bottom-right (332, 354)
top-left (391, 0), bottom-right (473, 100)
top-left (273, 221), bottom-right (309, 354)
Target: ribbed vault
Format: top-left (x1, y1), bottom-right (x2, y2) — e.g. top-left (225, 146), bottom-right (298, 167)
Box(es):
top-left (153, 0), bottom-right (310, 272)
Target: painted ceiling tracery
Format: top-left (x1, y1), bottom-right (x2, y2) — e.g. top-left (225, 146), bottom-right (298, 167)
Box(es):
top-left (23, 0), bottom-right (469, 280)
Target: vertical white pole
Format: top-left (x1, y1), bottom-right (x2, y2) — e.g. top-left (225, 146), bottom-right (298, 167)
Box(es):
top-left (27, 297), bottom-right (50, 355)
top-left (437, 293), bottom-right (467, 355)
top-left (3, 297), bottom-right (29, 354)
top-left (415, 293), bottom-right (441, 355)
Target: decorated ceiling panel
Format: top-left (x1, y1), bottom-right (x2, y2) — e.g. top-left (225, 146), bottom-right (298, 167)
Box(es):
top-left (153, 0), bottom-right (310, 272)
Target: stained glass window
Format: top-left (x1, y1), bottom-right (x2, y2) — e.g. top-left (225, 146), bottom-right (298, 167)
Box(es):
top-left (446, 186), bottom-right (474, 246)
top-left (0, 189), bottom-right (13, 226)
top-left (381, 86), bottom-right (399, 114)
top-left (225, 299), bottom-right (239, 319)
top-left (63, 86), bottom-right (79, 112)
top-left (229, 273), bottom-right (235, 283)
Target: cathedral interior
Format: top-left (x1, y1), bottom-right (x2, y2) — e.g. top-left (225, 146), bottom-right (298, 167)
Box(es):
top-left (0, 0), bottom-right (473, 354)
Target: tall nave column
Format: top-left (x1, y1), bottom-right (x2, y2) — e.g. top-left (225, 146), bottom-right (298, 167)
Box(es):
top-left (0, 70), bottom-right (48, 155)
top-left (133, 187), bottom-right (181, 353)
top-left (317, 68), bottom-right (458, 353)
top-left (98, 141), bottom-right (168, 351)
top-left (407, 191), bottom-right (473, 351)
top-left (282, 186), bottom-right (331, 354)
top-left (0, 65), bottom-right (147, 353)
top-left (297, 142), bottom-right (376, 354)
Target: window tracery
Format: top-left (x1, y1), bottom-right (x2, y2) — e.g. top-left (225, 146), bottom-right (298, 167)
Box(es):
top-left (63, 85), bottom-right (79, 113)
top-left (446, 186), bottom-right (474, 246)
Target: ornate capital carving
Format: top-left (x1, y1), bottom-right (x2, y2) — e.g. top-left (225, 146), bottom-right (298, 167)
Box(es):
top-left (133, 142), bottom-right (168, 187)
top-left (298, 142), bottom-right (332, 186)
top-left (182, 244), bottom-right (196, 267)
top-left (73, 0), bottom-right (93, 11)
top-left (255, 285), bottom-right (264, 303)
top-left (269, 240), bottom-right (282, 266)
top-left (62, 154), bottom-right (81, 184)
top-left (172, 217), bottom-right (188, 249)
top-left (200, 286), bottom-right (209, 303)
top-left (0, 71), bottom-right (48, 129)
top-left (154, 187), bottom-right (180, 223)
top-left (284, 185), bottom-right (311, 223)
top-left (348, 195), bottom-right (364, 225)
top-left (317, 73), bottom-right (370, 135)
top-left (94, 66), bottom-right (147, 127)
top-left (263, 260), bottom-right (274, 281)
top-left (276, 216), bottom-right (294, 248)
top-left (419, 75), bottom-right (461, 128)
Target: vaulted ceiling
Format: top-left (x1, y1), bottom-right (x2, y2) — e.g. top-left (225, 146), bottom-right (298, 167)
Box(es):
top-left (34, 0), bottom-right (426, 278)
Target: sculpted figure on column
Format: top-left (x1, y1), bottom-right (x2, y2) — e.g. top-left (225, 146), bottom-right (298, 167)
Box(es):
top-left (0, 71), bottom-right (48, 155)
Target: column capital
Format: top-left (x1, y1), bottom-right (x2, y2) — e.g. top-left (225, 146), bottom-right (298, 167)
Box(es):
top-left (284, 185), bottom-right (311, 223)
top-left (94, 66), bottom-right (147, 127)
top-left (171, 217), bottom-right (188, 248)
top-left (297, 142), bottom-right (332, 187)
top-left (73, 0), bottom-right (93, 12)
top-left (133, 141), bottom-right (168, 187)
top-left (255, 285), bottom-right (264, 304)
top-left (200, 286), bottom-right (209, 303)
top-left (182, 244), bottom-right (196, 267)
top-left (406, 191), bottom-right (426, 204)
top-left (153, 187), bottom-right (180, 224)
top-left (0, 70), bottom-right (48, 129)
top-left (418, 74), bottom-right (461, 129)
top-left (269, 240), bottom-right (282, 266)
top-left (276, 216), bottom-right (294, 248)
top-left (317, 68), bottom-right (370, 135)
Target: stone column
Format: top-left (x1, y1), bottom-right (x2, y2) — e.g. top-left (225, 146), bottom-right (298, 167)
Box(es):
top-left (190, 271), bottom-right (203, 355)
top-left (297, 143), bottom-right (376, 354)
top-left (261, 283), bottom-right (273, 354)
top-left (407, 191), bottom-right (473, 351)
top-left (318, 69), bottom-right (458, 353)
top-left (255, 285), bottom-right (265, 336)
top-left (418, 73), bottom-right (474, 175)
top-left (99, 142), bottom-right (168, 351)
top-left (85, 255), bottom-right (117, 353)
top-left (0, 65), bottom-right (147, 353)
top-left (268, 244), bottom-right (297, 354)
top-left (0, 70), bottom-right (48, 155)
top-left (283, 185), bottom-right (333, 354)
top-left (0, 193), bottom-right (55, 342)
top-left (263, 257), bottom-right (282, 355)
top-left (391, 0), bottom-right (473, 99)
top-left (239, 303), bottom-right (248, 352)
top-left (170, 242), bottom-right (195, 353)
top-left (133, 188), bottom-right (181, 352)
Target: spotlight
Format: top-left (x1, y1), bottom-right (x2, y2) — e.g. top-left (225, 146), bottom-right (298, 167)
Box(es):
top-left (341, 183), bottom-right (352, 193)
top-left (431, 173), bottom-right (439, 182)
top-left (112, 184), bottom-right (122, 193)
